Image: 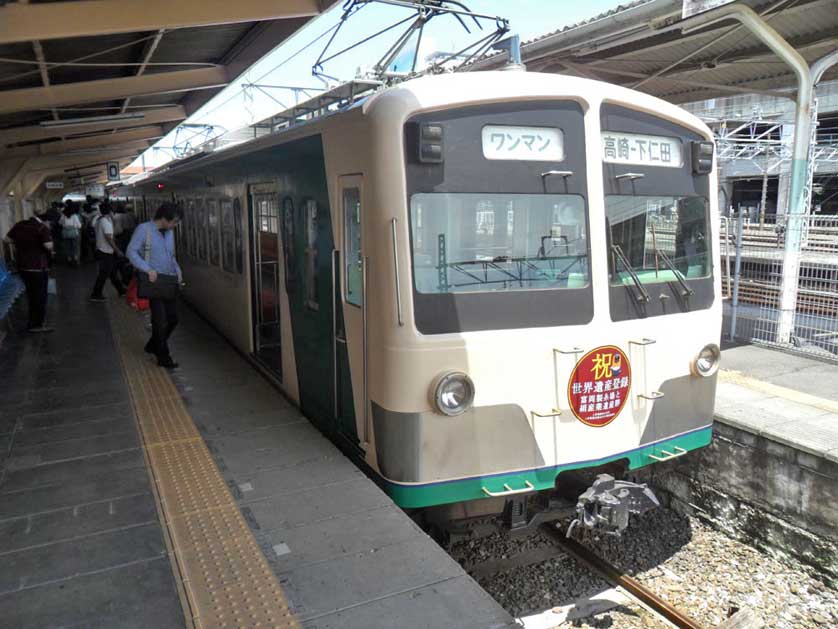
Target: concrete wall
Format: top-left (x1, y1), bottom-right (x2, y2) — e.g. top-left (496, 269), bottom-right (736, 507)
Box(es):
top-left (652, 421), bottom-right (838, 585)
top-left (683, 80), bottom-right (838, 122)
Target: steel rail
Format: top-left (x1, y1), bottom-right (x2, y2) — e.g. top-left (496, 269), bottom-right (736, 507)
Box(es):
top-left (540, 524), bottom-right (706, 629)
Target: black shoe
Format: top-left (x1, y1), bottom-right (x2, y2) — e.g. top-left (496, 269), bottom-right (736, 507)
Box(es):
top-left (157, 358), bottom-right (179, 370)
top-left (144, 341), bottom-right (156, 355)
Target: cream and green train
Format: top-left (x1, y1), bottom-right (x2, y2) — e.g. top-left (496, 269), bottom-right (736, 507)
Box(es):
top-left (121, 70), bottom-right (721, 530)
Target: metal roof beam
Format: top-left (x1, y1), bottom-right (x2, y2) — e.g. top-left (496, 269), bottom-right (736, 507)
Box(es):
top-left (2, 128), bottom-right (163, 157)
top-left (589, 32), bottom-right (838, 80)
top-left (120, 29), bottom-right (166, 115)
top-left (562, 60), bottom-right (792, 99)
top-left (0, 106), bottom-right (185, 145)
top-left (523, 0), bottom-right (829, 69)
top-left (0, 67), bottom-right (230, 115)
top-left (25, 148), bottom-right (145, 173)
top-left (0, 0), bottom-right (323, 44)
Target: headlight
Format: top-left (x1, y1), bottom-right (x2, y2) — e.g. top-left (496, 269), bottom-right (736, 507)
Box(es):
top-left (692, 343), bottom-right (720, 377)
top-left (431, 372), bottom-right (475, 416)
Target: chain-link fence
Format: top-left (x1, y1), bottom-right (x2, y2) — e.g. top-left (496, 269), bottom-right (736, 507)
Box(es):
top-left (722, 213), bottom-right (838, 362)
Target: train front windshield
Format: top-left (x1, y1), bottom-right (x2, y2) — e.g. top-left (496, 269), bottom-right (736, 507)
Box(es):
top-left (606, 195), bottom-right (710, 286)
top-left (410, 193), bottom-right (589, 294)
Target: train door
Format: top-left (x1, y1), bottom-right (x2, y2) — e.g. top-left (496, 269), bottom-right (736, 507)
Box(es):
top-left (248, 184), bottom-right (282, 378)
top-left (337, 175), bottom-right (365, 445)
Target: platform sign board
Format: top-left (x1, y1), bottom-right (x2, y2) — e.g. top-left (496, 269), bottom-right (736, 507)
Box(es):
top-left (682, 0), bottom-right (737, 18)
top-left (44, 181), bottom-right (64, 190)
top-left (106, 162), bottom-right (120, 182)
top-left (85, 184), bottom-right (104, 197)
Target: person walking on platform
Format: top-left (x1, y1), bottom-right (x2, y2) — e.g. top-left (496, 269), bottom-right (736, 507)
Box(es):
top-left (3, 214), bottom-right (54, 333)
top-left (89, 203), bottom-right (125, 302)
top-left (81, 202), bottom-right (100, 262)
top-left (59, 206), bottom-right (82, 265)
top-left (127, 202), bottom-right (182, 369)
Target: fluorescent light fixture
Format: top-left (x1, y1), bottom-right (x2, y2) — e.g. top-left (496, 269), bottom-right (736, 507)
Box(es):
top-left (39, 112), bottom-right (145, 128)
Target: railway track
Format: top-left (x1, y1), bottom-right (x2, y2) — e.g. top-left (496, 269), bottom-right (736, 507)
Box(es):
top-left (539, 523), bottom-right (706, 629)
top-left (449, 518), bottom-right (708, 628)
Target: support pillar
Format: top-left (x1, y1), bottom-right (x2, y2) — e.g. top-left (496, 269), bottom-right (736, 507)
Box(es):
top-left (679, 4), bottom-right (814, 346)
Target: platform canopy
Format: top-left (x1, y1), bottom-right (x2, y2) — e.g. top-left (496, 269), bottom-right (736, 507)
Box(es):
top-left (472, 0), bottom-right (838, 105)
top-left (0, 0), bottom-right (340, 193)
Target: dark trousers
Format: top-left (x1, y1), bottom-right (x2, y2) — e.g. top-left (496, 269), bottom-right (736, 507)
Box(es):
top-left (91, 252), bottom-right (125, 298)
top-left (147, 297), bottom-right (179, 361)
top-left (19, 270), bottom-right (48, 329)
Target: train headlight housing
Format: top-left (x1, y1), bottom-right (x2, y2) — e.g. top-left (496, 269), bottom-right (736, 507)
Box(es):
top-left (692, 343), bottom-right (720, 377)
top-left (431, 372), bottom-right (475, 416)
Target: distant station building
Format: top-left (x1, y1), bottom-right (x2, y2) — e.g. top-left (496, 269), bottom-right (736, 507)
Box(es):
top-left (473, 0), bottom-right (838, 221)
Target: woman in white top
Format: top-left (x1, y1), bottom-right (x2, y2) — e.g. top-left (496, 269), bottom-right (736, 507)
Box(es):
top-left (59, 208), bottom-right (82, 265)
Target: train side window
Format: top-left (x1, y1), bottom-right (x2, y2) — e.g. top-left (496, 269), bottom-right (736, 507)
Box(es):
top-left (198, 199), bottom-right (208, 262)
top-left (221, 199), bottom-right (235, 273)
top-left (186, 199), bottom-right (195, 259)
top-left (343, 187), bottom-right (362, 307)
top-left (233, 198), bottom-right (243, 274)
top-left (304, 199), bottom-right (319, 310)
top-left (207, 198), bottom-right (220, 267)
top-left (281, 196), bottom-right (296, 291)
top-left (175, 200), bottom-right (185, 254)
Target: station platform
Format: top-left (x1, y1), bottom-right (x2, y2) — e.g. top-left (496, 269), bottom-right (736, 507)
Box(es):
top-left (0, 266), bottom-right (514, 628)
top-left (717, 343), bottom-right (838, 463)
top-left (655, 341), bottom-right (838, 581)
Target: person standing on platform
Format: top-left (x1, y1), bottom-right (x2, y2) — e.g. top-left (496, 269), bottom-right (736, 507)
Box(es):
top-left (81, 202), bottom-right (100, 262)
top-left (3, 214), bottom-right (54, 333)
top-left (59, 205), bottom-right (82, 265)
top-left (89, 203), bottom-right (125, 302)
top-left (127, 202), bottom-right (182, 369)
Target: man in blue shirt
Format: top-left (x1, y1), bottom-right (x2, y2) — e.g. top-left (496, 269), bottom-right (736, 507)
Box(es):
top-left (127, 202), bottom-right (183, 369)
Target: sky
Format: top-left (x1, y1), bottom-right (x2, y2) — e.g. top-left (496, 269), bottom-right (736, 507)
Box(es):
top-left (131, 0), bottom-right (627, 170)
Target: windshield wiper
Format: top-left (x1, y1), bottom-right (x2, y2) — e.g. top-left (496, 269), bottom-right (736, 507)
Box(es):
top-left (610, 244), bottom-right (650, 304)
top-left (651, 243), bottom-right (695, 298)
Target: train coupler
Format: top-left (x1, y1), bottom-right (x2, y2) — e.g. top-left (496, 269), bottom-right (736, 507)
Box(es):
top-left (566, 474), bottom-right (659, 538)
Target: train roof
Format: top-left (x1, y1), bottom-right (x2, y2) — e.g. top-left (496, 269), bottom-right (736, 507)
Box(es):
top-left (127, 70), bottom-right (712, 188)
top-left (362, 71), bottom-right (712, 137)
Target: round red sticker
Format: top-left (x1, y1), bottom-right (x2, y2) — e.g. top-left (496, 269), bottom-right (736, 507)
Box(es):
top-left (567, 345), bottom-right (631, 427)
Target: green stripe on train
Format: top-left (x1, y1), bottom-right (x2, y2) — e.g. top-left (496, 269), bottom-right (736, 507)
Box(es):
top-left (382, 426), bottom-right (712, 508)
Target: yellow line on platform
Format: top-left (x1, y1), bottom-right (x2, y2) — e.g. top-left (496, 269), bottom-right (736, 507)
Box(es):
top-left (719, 369), bottom-right (838, 415)
top-left (108, 302), bottom-right (298, 629)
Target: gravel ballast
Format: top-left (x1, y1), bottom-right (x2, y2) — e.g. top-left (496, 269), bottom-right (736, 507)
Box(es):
top-left (450, 507), bottom-right (837, 627)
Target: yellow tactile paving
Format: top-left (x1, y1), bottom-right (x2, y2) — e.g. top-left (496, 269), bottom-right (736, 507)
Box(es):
top-left (135, 397), bottom-right (202, 445)
top-left (107, 301), bottom-right (298, 629)
top-left (720, 368), bottom-right (838, 415)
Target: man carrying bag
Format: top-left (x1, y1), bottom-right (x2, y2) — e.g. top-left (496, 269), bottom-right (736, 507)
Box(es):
top-left (127, 202), bottom-right (182, 369)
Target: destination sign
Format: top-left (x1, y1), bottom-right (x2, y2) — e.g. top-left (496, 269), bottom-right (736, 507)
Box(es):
top-left (482, 125), bottom-right (564, 161)
top-left (601, 132), bottom-right (683, 168)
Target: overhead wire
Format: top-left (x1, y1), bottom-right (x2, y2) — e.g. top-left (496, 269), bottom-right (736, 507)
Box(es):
top-left (188, 20), bottom-right (344, 125)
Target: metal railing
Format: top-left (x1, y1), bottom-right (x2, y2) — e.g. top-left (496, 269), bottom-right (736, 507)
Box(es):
top-left (723, 212), bottom-right (838, 361)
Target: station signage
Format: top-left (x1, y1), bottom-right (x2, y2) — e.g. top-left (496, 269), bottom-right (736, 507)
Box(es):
top-left (45, 181), bottom-right (64, 190)
top-left (482, 125), bottom-right (564, 162)
top-left (601, 132), bottom-right (683, 168)
top-left (106, 162), bottom-right (121, 182)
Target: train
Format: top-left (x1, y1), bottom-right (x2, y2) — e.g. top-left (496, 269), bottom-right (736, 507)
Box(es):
top-left (117, 69), bottom-right (721, 535)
